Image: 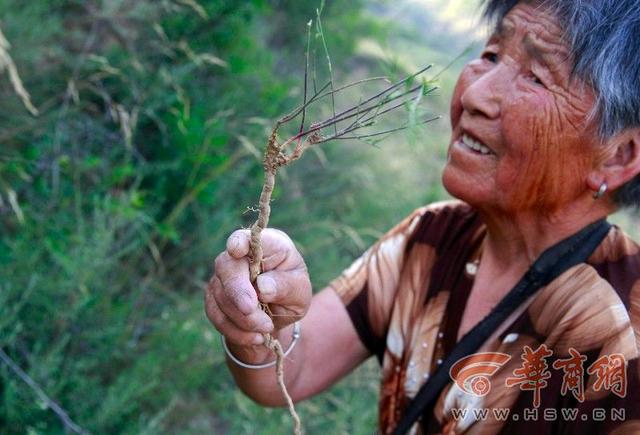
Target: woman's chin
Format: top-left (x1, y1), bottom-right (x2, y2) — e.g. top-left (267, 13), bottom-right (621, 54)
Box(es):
top-left (441, 165), bottom-right (491, 206)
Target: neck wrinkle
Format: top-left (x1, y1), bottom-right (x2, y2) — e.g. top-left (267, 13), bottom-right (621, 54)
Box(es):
top-left (475, 197), bottom-right (612, 272)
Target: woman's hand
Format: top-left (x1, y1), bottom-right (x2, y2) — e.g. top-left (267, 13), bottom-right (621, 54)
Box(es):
top-left (204, 229), bottom-right (367, 406)
top-left (205, 228), bottom-right (312, 349)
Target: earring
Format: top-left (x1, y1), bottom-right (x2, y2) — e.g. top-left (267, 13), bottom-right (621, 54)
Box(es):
top-left (593, 182), bottom-right (608, 199)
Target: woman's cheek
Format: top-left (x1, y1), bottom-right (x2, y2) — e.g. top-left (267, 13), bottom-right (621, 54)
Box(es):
top-left (499, 96), bottom-right (561, 209)
top-left (507, 95), bottom-right (590, 211)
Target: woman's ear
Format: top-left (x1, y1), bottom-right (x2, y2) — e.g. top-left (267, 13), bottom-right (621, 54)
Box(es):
top-left (589, 128), bottom-right (640, 191)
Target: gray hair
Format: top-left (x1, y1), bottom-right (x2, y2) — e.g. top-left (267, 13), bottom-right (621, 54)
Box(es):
top-left (481, 0), bottom-right (640, 208)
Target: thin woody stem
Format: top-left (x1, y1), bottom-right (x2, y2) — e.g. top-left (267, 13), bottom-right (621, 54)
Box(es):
top-left (316, 6), bottom-right (337, 136)
top-left (248, 168), bottom-right (274, 282)
top-left (281, 65), bottom-right (430, 134)
top-left (297, 20), bottom-right (313, 145)
top-left (336, 85), bottom-right (438, 138)
top-left (335, 83), bottom-right (429, 129)
top-left (292, 82), bottom-right (427, 143)
top-left (338, 88), bottom-right (425, 137)
top-left (272, 338), bottom-right (302, 435)
top-left (310, 64), bottom-right (432, 132)
top-left (280, 81), bottom-right (331, 124)
top-left (355, 86), bottom-right (438, 127)
top-left (325, 115), bottom-right (441, 142)
top-left (318, 76), bottom-right (389, 97)
top-left (0, 349), bottom-right (89, 435)
top-left (276, 82), bottom-right (435, 155)
top-left (279, 76), bottom-right (390, 127)
top-left (248, 127), bottom-right (280, 282)
top-left (247, 126), bottom-right (302, 435)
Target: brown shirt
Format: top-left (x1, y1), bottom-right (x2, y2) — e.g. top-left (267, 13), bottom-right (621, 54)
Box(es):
top-left (331, 200), bottom-right (640, 434)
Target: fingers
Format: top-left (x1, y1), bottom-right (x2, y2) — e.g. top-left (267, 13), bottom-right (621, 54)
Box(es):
top-left (256, 268), bottom-right (311, 308)
top-left (210, 227), bottom-right (311, 340)
top-left (205, 291), bottom-right (264, 346)
top-left (260, 229), bottom-right (299, 270)
top-left (215, 280), bottom-right (274, 332)
top-left (225, 228), bottom-right (301, 271)
top-left (205, 276), bottom-right (273, 346)
top-left (214, 251), bottom-right (256, 315)
top-left (226, 229), bottom-right (250, 259)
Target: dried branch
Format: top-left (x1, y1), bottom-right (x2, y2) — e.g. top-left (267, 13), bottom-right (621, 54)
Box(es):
top-left (331, 115), bottom-right (441, 141)
top-left (288, 81), bottom-right (436, 149)
top-left (0, 25), bottom-right (38, 116)
top-left (316, 3), bottom-right (337, 136)
top-left (279, 81), bottom-right (331, 124)
top-left (298, 20), bottom-right (313, 145)
top-left (241, 12), bottom-right (439, 434)
top-left (0, 348), bottom-right (90, 435)
top-left (293, 64), bottom-right (433, 142)
top-left (245, 64), bottom-right (436, 434)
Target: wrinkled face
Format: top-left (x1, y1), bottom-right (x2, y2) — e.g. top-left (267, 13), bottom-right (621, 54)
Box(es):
top-left (443, 3), bottom-right (601, 214)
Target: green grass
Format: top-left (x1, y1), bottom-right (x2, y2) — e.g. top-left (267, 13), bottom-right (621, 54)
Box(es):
top-left (0, 0), bottom-right (502, 433)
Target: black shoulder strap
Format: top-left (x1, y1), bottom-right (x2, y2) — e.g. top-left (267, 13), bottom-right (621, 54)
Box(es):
top-left (392, 219), bottom-right (611, 435)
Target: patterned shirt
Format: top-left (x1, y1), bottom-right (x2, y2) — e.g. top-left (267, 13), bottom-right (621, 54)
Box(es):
top-left (330, 200), bottom-right (640, 434)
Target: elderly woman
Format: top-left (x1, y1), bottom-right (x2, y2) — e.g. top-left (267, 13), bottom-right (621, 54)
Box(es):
top-left (205, 0), bottom-right (640, 433)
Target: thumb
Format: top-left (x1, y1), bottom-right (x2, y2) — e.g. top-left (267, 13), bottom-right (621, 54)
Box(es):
top-left (256, 268), bottom-right (311, 307)
top-left (226, 229), bottom-right (251, 259)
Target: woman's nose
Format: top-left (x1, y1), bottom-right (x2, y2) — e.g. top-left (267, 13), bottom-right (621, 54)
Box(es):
top-left (460, 66), bottom-right (504, 119)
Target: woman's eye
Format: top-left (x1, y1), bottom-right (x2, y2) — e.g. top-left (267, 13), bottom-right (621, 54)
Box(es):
top-left (482, 52), bottom-right (498, 63)
top-left (528, 72), bottom-right (545, 87)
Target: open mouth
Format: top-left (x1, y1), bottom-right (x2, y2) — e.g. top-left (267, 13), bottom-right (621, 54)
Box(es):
top-left (458, 133), bottom-right (494, 155)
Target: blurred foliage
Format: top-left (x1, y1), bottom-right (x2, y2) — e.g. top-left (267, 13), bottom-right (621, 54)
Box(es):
top-left (0, 0), bottom-right (484, 433)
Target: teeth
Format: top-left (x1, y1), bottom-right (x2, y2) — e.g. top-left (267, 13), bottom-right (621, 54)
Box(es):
top-left (461, 133), bottom-right (491, 155)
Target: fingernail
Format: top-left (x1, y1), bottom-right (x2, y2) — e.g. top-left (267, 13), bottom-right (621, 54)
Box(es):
top-left (227, 233), bottom-right (245, 257)
top-left (230, 234), bottom-right (241, 252)
top-left (253, 334), bottom-right (264, 345)
top-left (257, 275), bottom-right (276, 297)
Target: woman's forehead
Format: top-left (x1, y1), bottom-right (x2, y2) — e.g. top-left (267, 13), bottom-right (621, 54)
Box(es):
top-left (492, 4), bottom-right (571, 61)
top-left (496, 4), bottom-right (564, 41)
